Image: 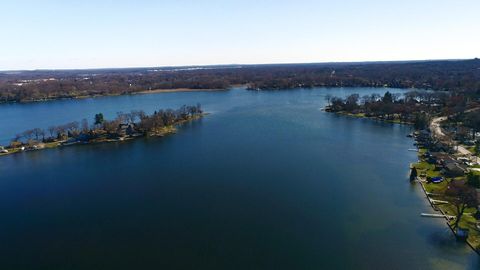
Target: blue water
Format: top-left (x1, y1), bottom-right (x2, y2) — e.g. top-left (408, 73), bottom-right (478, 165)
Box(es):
top-left (0, 88), bottom-right (478, 269)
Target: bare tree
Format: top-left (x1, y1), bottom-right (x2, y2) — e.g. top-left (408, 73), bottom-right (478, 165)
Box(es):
top-left (81, 118), bottom-right (89, 132)
top-left (445, 181), bottom-right (478, 229)
top-left (116, 112), bottom-right (128, 124)
top-left (103, 120), bottom-right (120, 134)
top-left (13, 133), bottom-right (22, 143)
top-left (48, 126), bottom-right (57, 138)
top-left (22, 129), bottom-right (34, 140)
top-left (32, 128), bottom-right (44, 141)
top-left (325, 94), bottom-right (332, 106)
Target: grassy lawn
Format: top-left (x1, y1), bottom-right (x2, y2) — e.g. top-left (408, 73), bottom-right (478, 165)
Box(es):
top-left (423, 179), bottom-right (449, 194)
top-left (459, 209), bottom-right (480, 248)
top-left (413, 148), bottom-right (480, 249)
top-left (414, 160), bottom-right (442, 179)
top-left (445, 204), bottom-right (480, 249)
top-left (423, 179), bottom-right (480, 248)
top-left (0, 148), bottom-right (20, 156)
top-left (44, 142), bottom-right (61, 148)
top-left (339, 112), bottom-right (366, 118)
top-left (352, 113), bottom-right (366, 118)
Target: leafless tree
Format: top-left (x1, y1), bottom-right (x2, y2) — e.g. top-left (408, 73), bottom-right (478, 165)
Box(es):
top-left (445, 181), bottom-right (478, 229)
top-left (48, 126), bottom-right (57, 138)
top-left (81, 118), bottom-right (89, 132)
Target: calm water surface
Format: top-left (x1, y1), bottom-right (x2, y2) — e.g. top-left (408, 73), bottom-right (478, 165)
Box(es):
top-left (0, 88), bottom-right (478, 269)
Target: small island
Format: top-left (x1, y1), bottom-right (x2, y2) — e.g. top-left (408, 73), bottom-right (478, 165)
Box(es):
top-left (0, 104), bottom-right (204, 156)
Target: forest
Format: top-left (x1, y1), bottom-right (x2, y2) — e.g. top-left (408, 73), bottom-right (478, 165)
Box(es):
top-left (0, 59), bottom-right (479, 103)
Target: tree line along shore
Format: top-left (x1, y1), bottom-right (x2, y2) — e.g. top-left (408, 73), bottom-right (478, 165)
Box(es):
top-left (325, 90), bottom-right (480, 252)
top-left (0, 58), bottom-right (478, 103)
top-left (0, 104), bottom-right (204, 156)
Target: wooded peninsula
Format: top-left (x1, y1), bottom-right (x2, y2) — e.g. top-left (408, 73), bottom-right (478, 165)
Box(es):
top-left (0, 104), bottom-right (203, 156)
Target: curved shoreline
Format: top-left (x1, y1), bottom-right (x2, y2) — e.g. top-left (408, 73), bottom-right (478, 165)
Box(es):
top-left (0, 88), bottom-right (231, 105)
top-left (0, 85), bottom-right (406, 105)
top-left (134, 88), bottom-right (227, 94)
top-left (327, 108), bottom-right (480, 254)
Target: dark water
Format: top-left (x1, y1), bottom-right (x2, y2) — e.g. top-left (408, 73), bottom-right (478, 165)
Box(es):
top-left (0, 88), bottom-right (478, 269)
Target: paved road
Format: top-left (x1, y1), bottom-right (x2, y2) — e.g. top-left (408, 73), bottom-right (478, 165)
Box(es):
top-left (430, 116), bottom-right (447, 138)
top-left (430, 116), bottom-right (471, 156)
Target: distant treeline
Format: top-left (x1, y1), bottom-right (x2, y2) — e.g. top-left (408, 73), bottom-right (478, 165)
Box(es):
top-left (0, 59), bottom-right (479, 103)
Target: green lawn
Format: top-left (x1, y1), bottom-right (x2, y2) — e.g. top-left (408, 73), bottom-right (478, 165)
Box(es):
top-left (412, 148), bottom-right (480, 249)
top-left (414, 160), bottom-right (441, 179)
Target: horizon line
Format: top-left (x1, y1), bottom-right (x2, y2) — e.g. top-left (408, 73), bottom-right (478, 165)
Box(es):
top-left (1, 57), bottom-right (478, 73)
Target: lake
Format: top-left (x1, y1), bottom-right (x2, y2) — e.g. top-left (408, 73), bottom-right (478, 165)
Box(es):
top-left (0, 87), bottom-right (478, 269)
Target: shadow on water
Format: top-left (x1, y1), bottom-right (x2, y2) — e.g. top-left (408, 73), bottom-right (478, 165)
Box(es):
top-left (427, 230), bottom-right (480, 269)
top-left (428, 228), bottom-right (469, 250)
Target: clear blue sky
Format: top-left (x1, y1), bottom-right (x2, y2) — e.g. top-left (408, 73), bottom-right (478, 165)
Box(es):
top-left (1, 0), bottom-right (479, 70)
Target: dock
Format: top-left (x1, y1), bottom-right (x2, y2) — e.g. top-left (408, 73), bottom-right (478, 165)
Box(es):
top-left (425, 192), bottom-right (443, 196)
top-left (421, 213), bottom-right (456, 220)
top-left (430, 199), bottom-right (449, 204)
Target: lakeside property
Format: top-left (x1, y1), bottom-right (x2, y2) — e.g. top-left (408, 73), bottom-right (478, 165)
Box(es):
top-left (325, 90), bottom-right (480, 253)
top-left (0, 104), bottom-right (204, 157)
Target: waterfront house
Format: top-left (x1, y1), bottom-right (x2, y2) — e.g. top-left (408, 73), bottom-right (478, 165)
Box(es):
top-left (26, 143), bottom-right (46, 151)
top-left (76, 133), bottom-right (91, 142)
top-left (428, 152), bottom-right (467, 176)
top-left (443, 162), bottom-right (467, 177)
top-left (414, 130), bottom-right (431, 144)
top-left (117, 123), bottom-right (136, 137)
top-left (455, 126), bottom-right (473, 142)
top-left (428, 152), bottom-right (452, 164)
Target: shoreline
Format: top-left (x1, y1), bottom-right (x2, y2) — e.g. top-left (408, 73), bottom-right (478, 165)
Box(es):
top-left (0, 88), bottom-right (231, 105)
top-left (0, 85), bottom-right (403, 105)
top-left (415, 168), bottom-right (480, 254)
top-left (134, 88), bottom-right (227, 94)
top-left (328, 110), bottom-right (413, 125)
top-left (411, 146), bottom-right (480, 254)
top-left (328, 108), bottom-right (480, 254)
